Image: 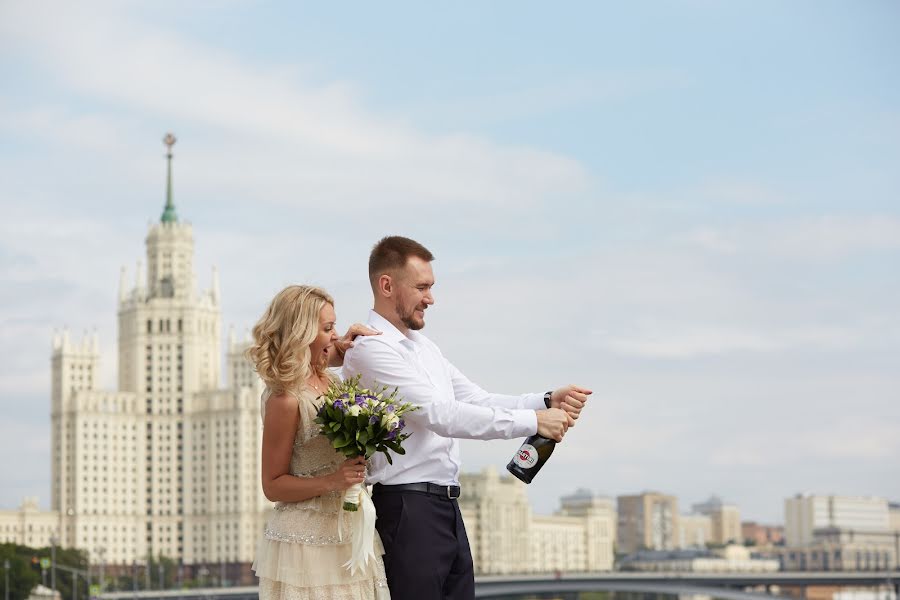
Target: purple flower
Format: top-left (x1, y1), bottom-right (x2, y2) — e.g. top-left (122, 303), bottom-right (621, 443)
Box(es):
top-left (333, 400), bottom-right (346, 412)
top-left (355, 395), bottom-right (367, 407)
top-left (386, 405), bottom-right (395, 413)
top-left (387, 429), bottom-right (398, 440)
top-left (397, 419), bottom-right (405, 430)
top-left (369, 415), bottom-right (379, 425)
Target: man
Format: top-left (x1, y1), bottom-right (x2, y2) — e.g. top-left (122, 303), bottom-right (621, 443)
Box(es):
top-left (343, 236), bottom-right (592, 600)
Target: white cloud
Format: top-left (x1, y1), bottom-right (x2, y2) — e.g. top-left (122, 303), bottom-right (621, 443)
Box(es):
top-left (679, 215), bottom-right (900, 260)
top-left (0, 2), bottom-right (590, 216)
top-left (597, 323), bottom-right (864, 359)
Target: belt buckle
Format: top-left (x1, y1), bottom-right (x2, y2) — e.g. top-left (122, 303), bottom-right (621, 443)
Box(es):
top-left (447, 485), bottom-right (459, 500)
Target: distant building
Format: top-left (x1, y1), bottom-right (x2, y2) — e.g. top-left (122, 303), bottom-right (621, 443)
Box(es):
top-left (679, 513), bottom-right (713, 549)
top-left (785, 494), bottom-right (890, 546)
top-left (458, 468), bottom-right (615, 574)
top-left (771, 527), bottom-right (898, 571)
top-left (0, 498), bottom-right (61, 548)
top-left (741, 521), bottom-right (784, 547)
top-left (619, 544), bottom-right (779, 572)
top-left (617, 492), bottom-right (679, 553)
top-left (889, 503), bottom-right (900, 533)
top-left (691, 495), bottom-right (741, 545)
top-left (771, 494), bottom-right (899, 571)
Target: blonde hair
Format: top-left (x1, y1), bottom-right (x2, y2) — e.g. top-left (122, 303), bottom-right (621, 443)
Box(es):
top-left (246, 285), bottom-right (334, 396)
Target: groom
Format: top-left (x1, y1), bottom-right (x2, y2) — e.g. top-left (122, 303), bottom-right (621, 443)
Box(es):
top-left (343, 236), bottom-right (592, 600)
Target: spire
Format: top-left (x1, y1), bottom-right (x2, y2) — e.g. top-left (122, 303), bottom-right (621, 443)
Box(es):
top-left (211, 265), bottom-right (220, 305)
top-left (161, 133), bottom-right (178, 223)
top-left (119, 265), bottom-right (128, 303)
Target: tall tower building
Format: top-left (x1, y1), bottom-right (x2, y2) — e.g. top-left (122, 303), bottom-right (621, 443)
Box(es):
top-left (44, 134), bottom-right (268, 579)
top-left (616, 492), bottom-right (679, 554)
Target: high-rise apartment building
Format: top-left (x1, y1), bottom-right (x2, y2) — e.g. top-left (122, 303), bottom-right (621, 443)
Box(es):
top-left (691, 495), bottom-right (741, 545)
top-left (616, 492), bottom-right (679, 553)
top-left (678, 513), bottom-right (712, 549)
top-left (784, 494), bottom-right (890, 546)
top-left (1, 136), bottom-right (269, 579)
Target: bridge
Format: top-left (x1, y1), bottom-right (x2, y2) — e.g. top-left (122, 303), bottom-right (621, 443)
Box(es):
top-left (98, 571), bottom-right (900, 600)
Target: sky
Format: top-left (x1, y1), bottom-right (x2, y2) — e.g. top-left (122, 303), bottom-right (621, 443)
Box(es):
top-left (1, 0), bottom-right (898, 524)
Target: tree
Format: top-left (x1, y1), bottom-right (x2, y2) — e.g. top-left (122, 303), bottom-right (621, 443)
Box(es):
top-left (0, 544), bottom-right (40, 600)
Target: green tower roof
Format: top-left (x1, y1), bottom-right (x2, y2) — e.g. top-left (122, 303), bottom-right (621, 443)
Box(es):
top-left (161, 132), bottom-right (178, 223)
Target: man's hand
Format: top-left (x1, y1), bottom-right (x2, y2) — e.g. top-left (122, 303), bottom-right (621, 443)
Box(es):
top-left (536, 408), bottom-right (569, 442)
top-left (550, 385), bottom-right (592, 425)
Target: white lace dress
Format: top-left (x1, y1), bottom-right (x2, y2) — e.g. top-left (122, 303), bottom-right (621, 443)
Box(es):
top-left (252, 385), bottom-right (389, 600)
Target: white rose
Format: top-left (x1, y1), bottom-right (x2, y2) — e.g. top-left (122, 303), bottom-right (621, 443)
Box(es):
top-left (347, 404), bottom-right (361, 417)
top-left (381, 413), bottom-right (400, 428)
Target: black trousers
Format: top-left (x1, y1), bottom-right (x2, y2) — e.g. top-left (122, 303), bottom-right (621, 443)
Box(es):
top-left (372, 487), bottom-right (475, 600)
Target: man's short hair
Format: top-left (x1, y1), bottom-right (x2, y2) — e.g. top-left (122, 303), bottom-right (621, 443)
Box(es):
top-left (369, 236), bottom-right (434, 287)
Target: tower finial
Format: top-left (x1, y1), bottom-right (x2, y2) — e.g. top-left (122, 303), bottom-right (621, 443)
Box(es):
top-left (161, 133), bottom-right (178, 223)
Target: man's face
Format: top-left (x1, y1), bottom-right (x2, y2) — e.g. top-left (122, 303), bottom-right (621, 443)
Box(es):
top-left (392, 256), bottom-right (435, 331)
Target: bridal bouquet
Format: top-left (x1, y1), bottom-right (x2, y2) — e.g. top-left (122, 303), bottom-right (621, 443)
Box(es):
top-left (315, 374), bottom-right (417, 511)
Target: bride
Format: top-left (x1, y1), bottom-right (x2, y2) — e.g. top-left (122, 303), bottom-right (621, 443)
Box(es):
top-left (247, 285), bottom-right (389, 600)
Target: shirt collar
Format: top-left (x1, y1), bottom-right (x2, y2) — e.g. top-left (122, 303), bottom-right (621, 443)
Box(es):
top-left (367, 310), bottom-right (414, 347)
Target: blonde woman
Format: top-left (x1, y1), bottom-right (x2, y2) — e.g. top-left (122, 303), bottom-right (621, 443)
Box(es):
top-left (248, 285), bottom-right (389, 600)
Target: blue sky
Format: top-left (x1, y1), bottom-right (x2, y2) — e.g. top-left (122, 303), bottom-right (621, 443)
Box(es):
top-left (1, 0), bottom-right (898, 523)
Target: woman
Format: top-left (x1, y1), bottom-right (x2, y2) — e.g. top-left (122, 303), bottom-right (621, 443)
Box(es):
top-left (248, 285), bottom-right (389, 600)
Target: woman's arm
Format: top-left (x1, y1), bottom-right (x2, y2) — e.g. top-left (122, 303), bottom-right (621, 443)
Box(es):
top-left (261, 392), bottom-right (365, 502)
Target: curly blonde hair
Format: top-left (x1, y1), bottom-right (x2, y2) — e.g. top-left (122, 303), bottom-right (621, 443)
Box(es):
top-left (246, 285), bottom-right (334, 395)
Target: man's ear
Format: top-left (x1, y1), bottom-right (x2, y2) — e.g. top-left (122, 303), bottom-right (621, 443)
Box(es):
top-left (378, 273), bottom-right (393, 297)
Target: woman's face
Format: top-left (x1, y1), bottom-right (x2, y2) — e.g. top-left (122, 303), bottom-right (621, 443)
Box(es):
top-left (308, 303), bottom-right (338, 368)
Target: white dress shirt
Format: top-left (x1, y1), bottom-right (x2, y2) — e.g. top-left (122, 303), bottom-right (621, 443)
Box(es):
top-left (342, 310), bottom-right (545, 486)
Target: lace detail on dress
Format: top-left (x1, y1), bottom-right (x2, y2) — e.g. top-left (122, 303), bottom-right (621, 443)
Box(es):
top-left (259, 576), bottom-right (389, 600)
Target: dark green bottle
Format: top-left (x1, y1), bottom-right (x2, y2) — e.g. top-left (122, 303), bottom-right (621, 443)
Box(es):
top-left (506, 434), bottom-right (556, 484)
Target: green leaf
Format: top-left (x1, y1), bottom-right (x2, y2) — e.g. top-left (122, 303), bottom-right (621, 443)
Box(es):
top-left (334, 436), bottom-right (354, 449)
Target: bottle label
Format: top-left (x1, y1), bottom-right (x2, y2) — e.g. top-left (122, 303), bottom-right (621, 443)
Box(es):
top-left (513, 443), bottom-right (538, 469)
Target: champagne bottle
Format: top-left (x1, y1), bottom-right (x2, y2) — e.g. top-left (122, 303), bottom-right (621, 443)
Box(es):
top-left (506, 434), bottom-right (556, 484)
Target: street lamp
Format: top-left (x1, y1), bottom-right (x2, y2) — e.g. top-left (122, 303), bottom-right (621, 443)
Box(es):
top-left (4, 559), bottom-right (10, 600)
top-left (50, 536), bottom-right (58, 592)
top-left (97, 547), bottom-right (106, 593)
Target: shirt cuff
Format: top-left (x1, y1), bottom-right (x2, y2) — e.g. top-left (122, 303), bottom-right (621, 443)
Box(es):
top-left (513, 409), bottom-right (539, 437)
top-left (523, 392), bottom-right (547, 411)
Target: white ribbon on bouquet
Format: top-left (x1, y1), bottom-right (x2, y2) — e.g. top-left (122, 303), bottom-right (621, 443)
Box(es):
top-left (336, 482), bottom-right (378, 575)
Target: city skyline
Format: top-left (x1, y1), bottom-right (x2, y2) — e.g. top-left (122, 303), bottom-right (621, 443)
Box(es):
top-left (1, 1), bottom-right (899, 524)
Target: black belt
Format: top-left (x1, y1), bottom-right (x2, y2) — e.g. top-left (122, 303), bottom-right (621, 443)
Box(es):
top-left (373, 482), bottom-right (461, 500)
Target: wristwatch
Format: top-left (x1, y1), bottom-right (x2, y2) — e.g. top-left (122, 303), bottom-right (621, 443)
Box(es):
top-left (543, 391), bottom-right (553, 408)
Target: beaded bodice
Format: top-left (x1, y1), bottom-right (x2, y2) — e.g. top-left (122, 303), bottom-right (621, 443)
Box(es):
top-left (263, 381), bottom-right (352, 545)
